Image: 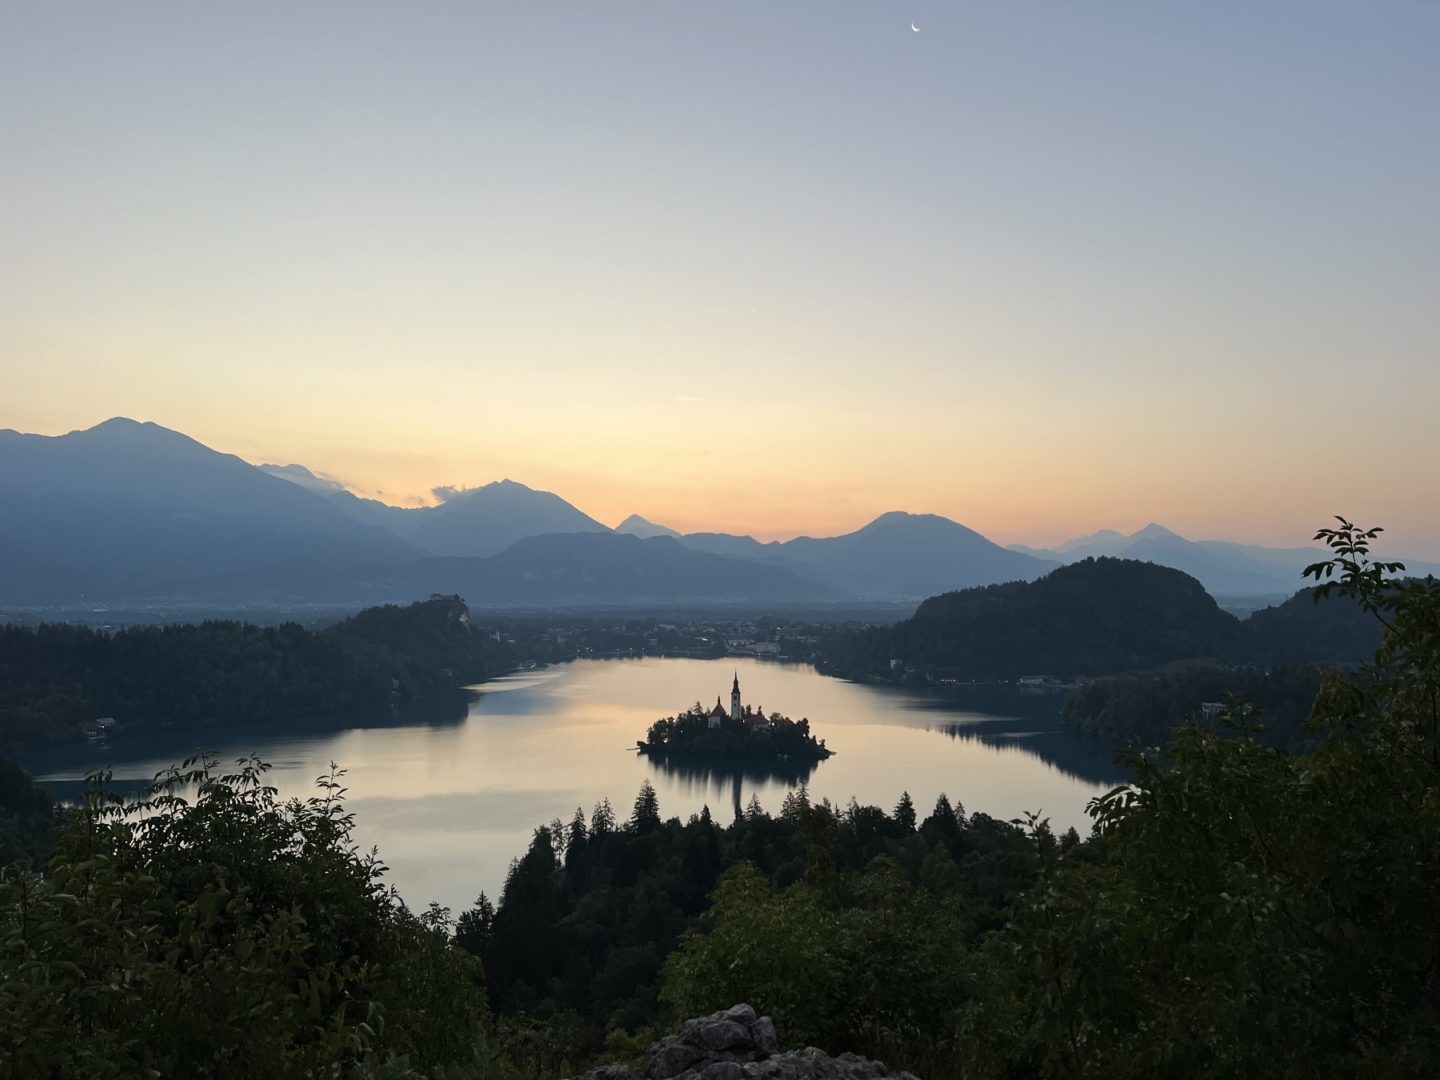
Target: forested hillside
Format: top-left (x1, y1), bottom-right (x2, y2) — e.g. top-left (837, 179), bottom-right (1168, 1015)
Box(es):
top-left (0, 596), bottom-right (512, 750)
top-left (818, 558), bottom-right (1381, 683)
top-left (1062, 665), bottom-right (1326, 749)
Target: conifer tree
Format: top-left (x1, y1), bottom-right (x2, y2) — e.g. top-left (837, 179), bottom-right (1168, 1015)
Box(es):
top-left (629, 780), bottom-right (661, 833)
top-left (893, 790), bottom-right (917, 830)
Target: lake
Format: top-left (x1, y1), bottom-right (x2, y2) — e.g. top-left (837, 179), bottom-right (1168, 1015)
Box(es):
top-left (21, 657), bottom-right (1126, 916)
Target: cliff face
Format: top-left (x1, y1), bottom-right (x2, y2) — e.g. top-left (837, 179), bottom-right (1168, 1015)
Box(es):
top-left (574, 1004), bottom-right (920, 1080)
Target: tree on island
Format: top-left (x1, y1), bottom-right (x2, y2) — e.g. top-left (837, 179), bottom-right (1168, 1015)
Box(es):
top-left (639, 703), bottom-right (832, 762)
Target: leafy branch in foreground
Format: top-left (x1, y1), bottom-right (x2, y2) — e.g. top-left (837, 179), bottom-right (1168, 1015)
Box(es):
top-left (964, 521), bottom-right (1440, 1078)
top-left (0, 755), bottom-right (489, 1080)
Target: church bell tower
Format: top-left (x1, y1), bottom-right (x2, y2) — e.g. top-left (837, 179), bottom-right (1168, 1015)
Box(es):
top-left (731, 672), bottom-right (742, 722)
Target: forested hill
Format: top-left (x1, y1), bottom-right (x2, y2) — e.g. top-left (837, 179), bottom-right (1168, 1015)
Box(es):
top-left (817, 557), bottom-right (1380, 683)
top-left (820, 558), bottom-right (1240, 681)
top-left (1247, 582), bottom-right (1384, 664)
top-left (0, 595), bottom-right (513, 750)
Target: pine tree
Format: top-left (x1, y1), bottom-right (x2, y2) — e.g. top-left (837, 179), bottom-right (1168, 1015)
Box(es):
top-left (590, 797), bottom-right (615, 836)
top-left (454, 892), bottom-right (495, 955)
top-left (893, 790), bottom-right (917, 830)
top-left (629, 779), bottom-right (661, 833)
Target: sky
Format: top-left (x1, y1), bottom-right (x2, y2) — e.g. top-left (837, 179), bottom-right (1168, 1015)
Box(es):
top-left (3, 2), bottom-right (1438, 554)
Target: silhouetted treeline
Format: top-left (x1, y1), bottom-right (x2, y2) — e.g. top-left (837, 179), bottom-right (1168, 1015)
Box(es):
top-left (461, 782), bottom-right (1065, 1068)
top-left (0, 596), bottom-right (513, 750)
top-left (0, 758), bottom-right (59, 866)
top-left (817, 558), bottom-right (1381, 683)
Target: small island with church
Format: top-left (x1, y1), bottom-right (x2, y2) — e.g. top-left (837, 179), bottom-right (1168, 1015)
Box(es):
top-left (637, 673), bottom-right (833, 762)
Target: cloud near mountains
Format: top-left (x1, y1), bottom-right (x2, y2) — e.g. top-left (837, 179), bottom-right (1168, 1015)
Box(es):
top-left (430, 485), bottom-right (472, 503)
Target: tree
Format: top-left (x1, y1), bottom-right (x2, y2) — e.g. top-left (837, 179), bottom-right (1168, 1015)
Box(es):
top-left (969, 521), bottom-right (1440, 1078)
top-left (893, 790), bottom-right (917, 831)
top-left (780, 784), bottom-right (812, 822)
top-left (454, 892), bottom-right (496, 956)
top-left (0, 756), bottom-right (488, 1079)
top-left (629, 780), bottom-right (661, 833)
top-left (590, 797), bottom-right (616, 836)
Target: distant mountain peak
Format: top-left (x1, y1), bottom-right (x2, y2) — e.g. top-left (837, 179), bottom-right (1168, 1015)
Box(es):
top-left (81, 417), bottom-right (184, 441)
top-left (616, 514), bottom-right (681, 539)
top-left (854, 510), bottom-right (983, 540)
top-left (1133, 522), bottom-right (1182, 540)
top-left (441, 478), bottom-right (545, 502)
top-left (90, 415), bottom-right (147, 431)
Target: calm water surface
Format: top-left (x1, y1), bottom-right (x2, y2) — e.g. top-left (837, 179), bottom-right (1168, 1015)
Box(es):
top-left (22, 657), bottom-right (1126, 914)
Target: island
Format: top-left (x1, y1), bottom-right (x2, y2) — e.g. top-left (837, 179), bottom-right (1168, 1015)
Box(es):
top-left (637, 673), bottom-right (833, 762)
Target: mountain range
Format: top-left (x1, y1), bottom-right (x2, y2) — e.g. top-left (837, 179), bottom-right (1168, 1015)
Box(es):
top-left (1008, 524), bottom-right (1440, 598)
top-left (2, 418), bottom-right (1432, 610)
top-left (0, 418), bottom-right (1055, 609)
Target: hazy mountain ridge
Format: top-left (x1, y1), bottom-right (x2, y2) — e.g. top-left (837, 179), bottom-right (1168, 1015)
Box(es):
top-left (0, 418), bottom-right (421, 603)
top-left (1014, 523), bottom-right (1341, 596)
top-left (130, 533), bottom-right (848, 608)
top-left (7, 418), bottom-right (1425, 611)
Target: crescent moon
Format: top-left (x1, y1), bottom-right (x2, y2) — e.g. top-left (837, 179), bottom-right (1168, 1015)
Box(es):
top-left (911, 23), bottom-right (920, 32)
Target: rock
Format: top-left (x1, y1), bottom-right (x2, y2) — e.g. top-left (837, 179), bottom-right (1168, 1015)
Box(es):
top-left (696, 1063), bottom-right (745, 1080)
top-left (751, 1016), bottom-right (778, 1057)
top-left (721, 1004), bottom-right (758, 1026)
top-left (698, 1020), bottom-right (753, 1052)
top-left (644, 1039), bottom-right (705, 1079)
top-left (572, 1004), bottom-right (919, 1080)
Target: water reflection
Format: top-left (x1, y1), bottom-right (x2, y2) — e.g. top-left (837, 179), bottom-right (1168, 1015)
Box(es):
top-left (24, 658), bottom-right (1131, 913)
top-left (647, 754), bottom-right (822, 819)
top-left (21, 691), bottom-right (471, 794)
top-left (935, 723), bottom-right (1126, 788)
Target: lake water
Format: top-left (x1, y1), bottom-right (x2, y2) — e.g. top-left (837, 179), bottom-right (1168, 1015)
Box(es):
top-left (21, 657), bottom-right (1126, 915)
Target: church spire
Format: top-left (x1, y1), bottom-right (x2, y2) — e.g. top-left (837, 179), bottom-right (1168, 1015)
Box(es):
top-left (730, 671), bottom-right (742, 722)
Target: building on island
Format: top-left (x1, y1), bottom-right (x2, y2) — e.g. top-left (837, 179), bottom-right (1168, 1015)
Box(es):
top-left (708, 672), bottom-right (745, 728)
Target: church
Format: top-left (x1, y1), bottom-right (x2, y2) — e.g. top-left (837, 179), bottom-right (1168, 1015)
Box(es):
top-left (707, 672), bottom-right (743, 728)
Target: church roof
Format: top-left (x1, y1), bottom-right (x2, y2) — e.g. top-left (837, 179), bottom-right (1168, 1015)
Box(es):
top-left (709, 698), bottom-right (727, 717)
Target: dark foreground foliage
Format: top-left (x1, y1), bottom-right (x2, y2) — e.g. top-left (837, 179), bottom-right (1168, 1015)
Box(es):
top-left (0, 758), bottom-right (59, 866)
top-left (468, 782), bottom-right (1053, 1073)
top-left (0, 757), bottom-right (489, 1079)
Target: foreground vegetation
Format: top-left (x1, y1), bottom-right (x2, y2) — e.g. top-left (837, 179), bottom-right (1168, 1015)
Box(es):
top-left (2, 521), bottom-right (1436, 1077)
